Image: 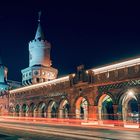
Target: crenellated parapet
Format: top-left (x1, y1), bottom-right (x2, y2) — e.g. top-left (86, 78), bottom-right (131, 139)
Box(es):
top-left (29, 39), bottom-right (51, 48)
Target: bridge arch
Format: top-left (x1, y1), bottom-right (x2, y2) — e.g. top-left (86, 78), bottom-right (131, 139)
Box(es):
top-left (117, 89), bottom-right (139, 124)
top-left (15, 104), bottom-right (20, 116)
top-left (22, 104), bottom-right (29, 117)
top-left (94, 92), bottom-right (115, 106)
top-left (97, 93), bottom-right (115, 121)
top-left (75, 96), bottom-right (89, 120)
top-left (47, 100), bottom-right (58, 118)
top-left (29, 102), bottom-right (37, 117)
top-left (37, 102), bottom-right (47, 117)
top-left (58, 98), bottom-right (70, 118)
top-left (9, 103), bottom-right (15, 116)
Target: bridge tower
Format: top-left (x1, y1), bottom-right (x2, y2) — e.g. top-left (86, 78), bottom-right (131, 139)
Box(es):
top-left (0, 58), bottom-right (9, 91)
top-left (21, 12), bottom-right (58, 85)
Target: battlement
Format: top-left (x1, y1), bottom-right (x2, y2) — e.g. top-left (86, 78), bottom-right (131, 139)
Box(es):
top-left (29, 39), bottom-right (51, 49)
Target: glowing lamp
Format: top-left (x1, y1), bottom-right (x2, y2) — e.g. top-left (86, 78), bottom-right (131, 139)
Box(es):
top-left (128, 90), bottom-right (134, 97)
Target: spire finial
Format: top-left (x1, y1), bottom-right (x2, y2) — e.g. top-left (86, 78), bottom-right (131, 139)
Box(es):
top-left (35, 11), bottom-right (45, 40)
top-left (38, 11), bottom-right (42, 22)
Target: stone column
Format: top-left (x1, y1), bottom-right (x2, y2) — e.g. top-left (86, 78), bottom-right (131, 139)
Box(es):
top-left (113, 104), bottom-right (118, 120)
top-left (59, 109), bottom-right (63, 118)
top-left (69, 106), bottom-right (75, 119)
top-left (98, 105), bottom-right (102, 120)
top-left (113, 104), bottom-right (119, 126)
top-left (47, 111), bottom-right (51, 118)
top-left (98, 105), bottom-right (103, 125)
top-left (88, 105), bottom-right (98, 121)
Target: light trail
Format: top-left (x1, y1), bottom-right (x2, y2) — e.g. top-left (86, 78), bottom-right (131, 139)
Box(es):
top-left (10, 75), bottom-right (69, 94)
top-left (0, 122), bottom-right (114, 140)
top-left (91, 57), bottom-right (140, 74)
top-left (0, 116), bottom-right (140, 132)
top-left (0, 119), bottom-right (140, 140)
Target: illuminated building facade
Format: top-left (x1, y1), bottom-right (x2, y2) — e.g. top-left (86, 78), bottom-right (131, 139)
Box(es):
top-left (0, 13), bottom-right (140, 127)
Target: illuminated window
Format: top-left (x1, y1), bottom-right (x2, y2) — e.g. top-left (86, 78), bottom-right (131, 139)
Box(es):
top-left (47, 72), bottom-right (50, 76)
top-left (51, 73), bottom-right (55, 77)
top-left (36, 78), bottom-right (40, 83)
top-left (34, 71), bottom-right (39, 76)
top-left (42, 71), bottom-right (45, 75)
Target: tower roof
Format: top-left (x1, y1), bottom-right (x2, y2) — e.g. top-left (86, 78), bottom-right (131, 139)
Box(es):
top-left (35, 11), bottom-right (45, 40)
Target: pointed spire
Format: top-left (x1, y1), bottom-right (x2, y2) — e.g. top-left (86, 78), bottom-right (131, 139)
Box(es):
top-left (35, 11), bottom-right (45, 40)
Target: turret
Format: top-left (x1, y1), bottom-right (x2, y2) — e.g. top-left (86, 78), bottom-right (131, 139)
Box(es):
top-left (21, 12), bottom-right (58, 85)
top-left (0, 58), bottom-right (9, 91)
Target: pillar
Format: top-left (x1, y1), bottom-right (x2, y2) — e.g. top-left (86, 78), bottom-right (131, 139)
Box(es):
top-left (59, 109), bottom-right (63, 118)
top-left (113, 104), bottom-right (119, 126)
top-left (98, 105), bottom-right (102, 120)
top-left (69, 105), bottom-right (75, 119)
top-left (113, 104), bottom-right (118, 120)
top-left (88, 105), bottom-right (98, 121)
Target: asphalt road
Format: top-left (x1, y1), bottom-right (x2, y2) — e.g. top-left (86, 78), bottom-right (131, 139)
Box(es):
top-left (0, 119), bottom-right (139, 140)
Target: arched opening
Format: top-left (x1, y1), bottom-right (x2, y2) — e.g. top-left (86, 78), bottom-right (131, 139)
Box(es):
top-left (0, 105), bottom-right (3, 116)
top-left (98, 94), bottom-right (114, 121)
top-left (75, 97), bottom-right (88, 120)
top-left (22, 104), bottom-right (29, 117)
top-left (15, 104), bottom-right (20, 116)
top-left (29, 103), bottom-right (36, 117)
top-left (38, 102), bottom-right (46, 118)
top-left (9, 104), bottom-right (15, 116)
top-left (47, 101), bottom-right (57, 118)
top-left (120, 91), bottom-right (139, 124)
top-left (59, 100), bottom-right (70, 118)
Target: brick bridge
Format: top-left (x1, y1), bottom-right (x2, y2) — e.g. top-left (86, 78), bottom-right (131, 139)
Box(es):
top-left (6, 57), bottom-right (140, 127)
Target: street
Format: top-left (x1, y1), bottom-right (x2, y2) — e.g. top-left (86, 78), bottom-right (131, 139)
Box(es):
top-left (0, 118), bottom-right (139, 140)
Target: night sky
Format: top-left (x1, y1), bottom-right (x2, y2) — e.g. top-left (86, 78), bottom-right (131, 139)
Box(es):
top-left (0, 1), bottom-right (140, 82)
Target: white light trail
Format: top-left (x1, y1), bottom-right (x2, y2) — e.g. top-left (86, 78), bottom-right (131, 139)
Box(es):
top-left (92, 57), bottom-right (140, 74)
top-left (10, 76), bottom-right (69, 94)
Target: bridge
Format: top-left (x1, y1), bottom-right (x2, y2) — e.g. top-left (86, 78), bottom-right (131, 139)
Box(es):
top-left (1, 56), bottom-right (140, 128)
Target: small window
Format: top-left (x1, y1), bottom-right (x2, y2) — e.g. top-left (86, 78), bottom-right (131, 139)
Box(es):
top-left (34, 71), bottom-right (39, 76)
top-left (36, 78), bottom-right (40, 83)
top-left (42, 71), bottom-right (45, 75)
